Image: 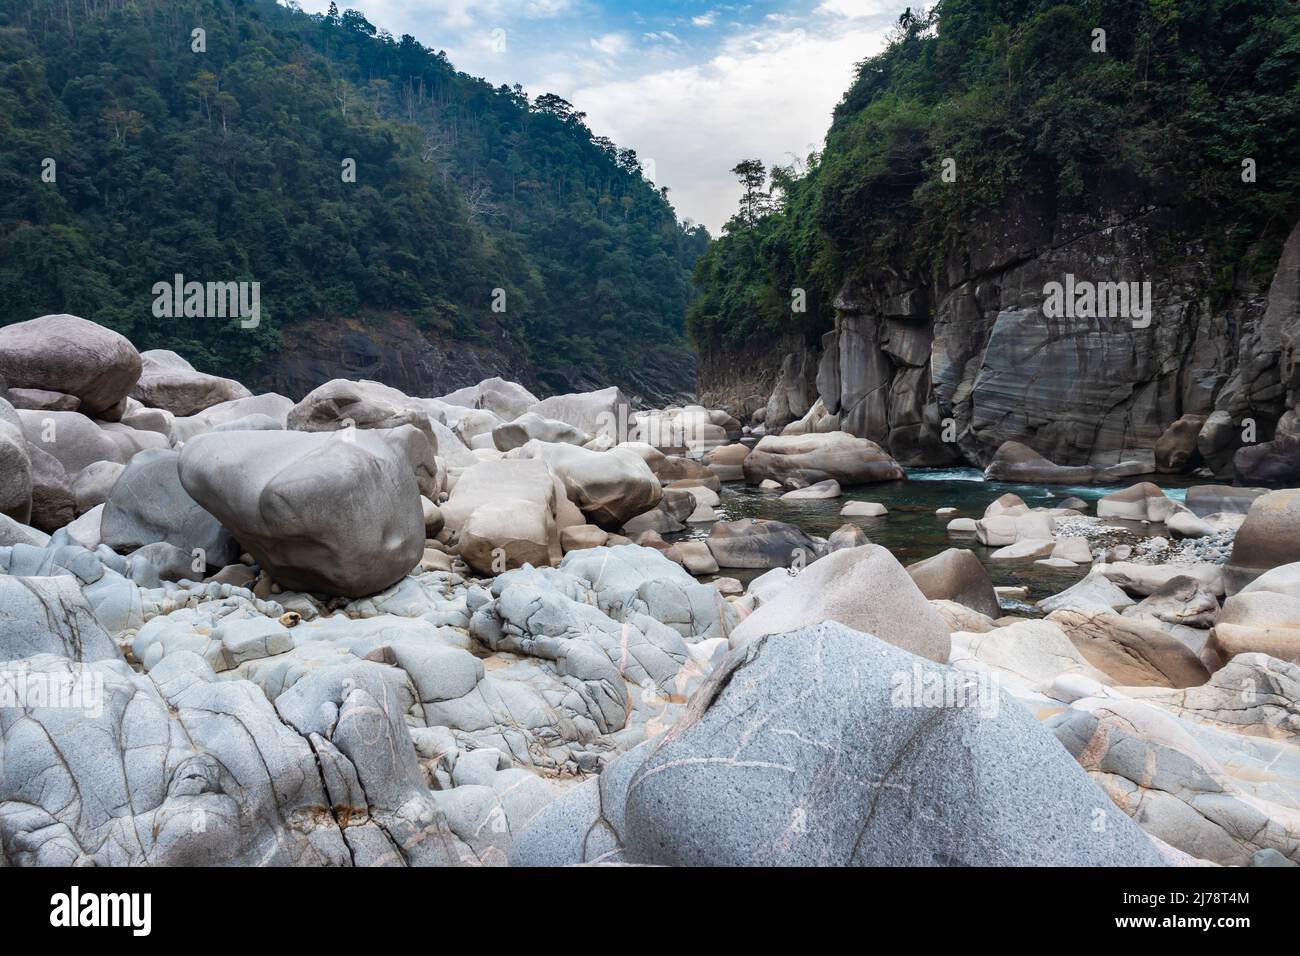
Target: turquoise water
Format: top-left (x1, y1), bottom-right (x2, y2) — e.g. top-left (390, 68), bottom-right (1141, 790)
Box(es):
top-left (680, 468), bottom-right (1208, 601)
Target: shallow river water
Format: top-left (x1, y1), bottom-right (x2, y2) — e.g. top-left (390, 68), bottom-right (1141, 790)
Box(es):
top-left (675, 468), bottom-right (1211, 602)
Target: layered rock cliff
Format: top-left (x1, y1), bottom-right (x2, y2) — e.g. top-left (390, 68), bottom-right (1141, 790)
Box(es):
top-left (704, 199), bottom-right (1300, 484)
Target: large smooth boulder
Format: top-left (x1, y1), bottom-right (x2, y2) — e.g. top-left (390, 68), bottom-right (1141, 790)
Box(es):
top-left (511, 440), bottom-right (660, 528)
top-left (1038, 574), bottom-right (1135, 615)
top-left (743, 431), bottom-right (904, 486)
top-left (72, 460), bottom-right (125, 514)
top-left (0, 314), bottom-right (141, 417)
top-left (27, 445), bottom-right (76, 532)
top-left (16, 410), bottom-right (122, 473)
top-left (1046, 610), bottom-right (1211, 687)
top-left (623, 623), bottom-right (1162, 865)
top-left (101, 448), bottom-right (236, 565)
top-left (906, 548), bottom-right (1000, 619)
top-left (983, 441), bottom-right (1148, 484)
top-left (1098, 562), bottom-right (1224, 597)
top-left (131, 350), bottom-right (252, 416)
top-left (170, 392), bottom-right (294, 444)
top-left (1223, 489), bottom-right (1300, 595)
top-left (780, 479), bottom-right (840, 500)
top-left (444, 459), bottom-right (564, 574)
top-left (1154, 415), bottom-right (1206, 473)
top-left (177, 430), bottom-right (425, 597)
top-left (983, 441), bottom-right (1097, 483)
top-left (728, 544), bottom-right (951, 663)
top-left (1234, 410), bottom-right (1300, 486)
top-left (288, 378), bottom-right (431, 435)
top-left (1096, 482), bottom-right (1182, 522)
top-left (704, 442), bottom-right (749, 482)
top-left (492, 412), bottom-right (589, 452)
top-left (529, 386), bottom-right (626, 440)
top-left (705, 518), bottom-right (819, 569)
top-left (0, 398), bottom-right (32, 522)
top-left (475, 377), bottom-right (539, 420)
top-left (1209, 584), bottom-right (1300, 666)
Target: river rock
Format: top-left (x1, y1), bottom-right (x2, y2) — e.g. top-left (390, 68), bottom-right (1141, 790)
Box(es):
top-left (440, 457), bottom-right (563, 573)
top-left (101, 447), bottom-right (236, 569)
top-left (1208, 587), bottom-right (1300, 667)
top-left (0, 574), bottom-right (121, 662)
top-left (1051, 537), bottom-right (1093, 562)
top-left (1099, 561), bottom-right (1225, 597)
top-left (676, 540), bottom-right (719, 576)
top-left (1039, 573), bottom-right (1136, 615)
top-left (1167, 511), bottom-right (1215, 538)
top-left (1096, 482), bottom-right (1182, 522)
top-left (287, 378), bottom-right (433, 436)
top-left (131, 349), bottom-right (252, 416)
top-left (529, 386), bottom-right (626, 440)
top-left (1121, 575), bottom-right (1220, 629)
top-left (704, 443), bottom-right (749, 481)
top-left (71, 460), bottom-right (124, 515)
top-left (0, 314), bottom-right (141, 417)
top-left (0, 399), bottom-right (32, 523)
top-left (1223, 489), bottom-right (1300, 595)
top-left (990, 539), bottom-right (1056, 560)
top-left (6, 388), bottom-right (80, 412)
top-left (177, 429), bottom-right (424, 597)
top-left (743, 431), bottom-right (904, 487)
top-left (906, 548), bottom-right (1000, 619)
top-left (623, 622), bottom-right (1162, 865)
top-left (1047, 609), bottom-right (1210, 687)
top-left (728, 545), bottom-right (950, 663)
top-left (706, 518), bottom-right (819, 569)
top-left (169, 392), bottom-right (293, 443)
top-left (492, 412), bottom-right (589, 451)
top-left (780, 479), bottom-right (841, 500)
top-left (27, 446), bottom-right (76, 532)
top-left (1049, 694), bottom-right (1299, 866)
top-left (560, 524), bottom-right (608, 552)
top-left (983, 441), bottom-right (1097, 483)
top-left (512, 440), bottom-right (661, 528)
top-left (1154, 415), bottom-right (1207, 473)
top-left (841, 501), bottom-right (887, 517)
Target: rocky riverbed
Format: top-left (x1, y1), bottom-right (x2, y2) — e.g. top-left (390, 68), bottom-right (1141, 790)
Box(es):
top-left (0, 313), bottom-right (1297, 867)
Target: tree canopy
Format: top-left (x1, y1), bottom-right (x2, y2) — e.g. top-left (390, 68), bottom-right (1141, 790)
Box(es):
top-left (0, 0), bottom-right (710, 390)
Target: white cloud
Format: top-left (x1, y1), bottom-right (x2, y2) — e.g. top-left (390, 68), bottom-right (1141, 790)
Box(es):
top-left (691, 12), bottom-right (717, 27)
top-left (815, 0), bottom-right (897, 19)
top-left (589, 32), bottom-right (629, 57)
top-left (570, 22), bottom-right (891, 232)
top-left (643, 31), bottom-right (682, 44)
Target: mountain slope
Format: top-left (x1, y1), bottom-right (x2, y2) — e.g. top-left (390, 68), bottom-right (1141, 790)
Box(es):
top-left (0, 0), bottom-right (709, 403)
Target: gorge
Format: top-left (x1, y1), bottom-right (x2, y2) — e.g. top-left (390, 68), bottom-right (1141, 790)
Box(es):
top-left (0, 0), bottom-right (1297, 875)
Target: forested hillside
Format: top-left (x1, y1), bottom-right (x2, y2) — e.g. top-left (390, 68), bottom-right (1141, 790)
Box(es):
top-left (689, 0), bottom-right (1300, 354)
top-left (0, 0), bottom-right (709, 398)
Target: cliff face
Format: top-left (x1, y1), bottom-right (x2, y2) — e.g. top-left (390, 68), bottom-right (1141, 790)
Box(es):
top-left (726, 193), bottom-right (1299, 481)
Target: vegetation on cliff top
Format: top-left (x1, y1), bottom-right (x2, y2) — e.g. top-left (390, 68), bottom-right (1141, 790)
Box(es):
top-left (0, 0), bottom-right (709, 389)
top-left (688, 0), bottom-right (1300, 352)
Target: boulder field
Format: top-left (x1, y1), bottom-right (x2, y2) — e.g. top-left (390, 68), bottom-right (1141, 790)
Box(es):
top-left (0, 312), bottom-right (1296, 868)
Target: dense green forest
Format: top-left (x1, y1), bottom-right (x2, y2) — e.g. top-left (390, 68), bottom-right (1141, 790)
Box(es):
top-left (689, 0), bottom-right (1300, 352)
top-left (0, 0), bottom-right (709, 388)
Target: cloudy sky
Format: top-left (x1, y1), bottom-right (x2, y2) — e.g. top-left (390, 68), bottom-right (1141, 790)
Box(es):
top-left (293, 0), bottom-right (901, 233)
